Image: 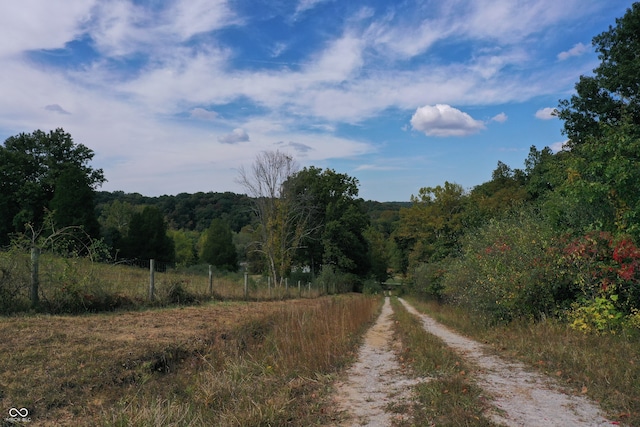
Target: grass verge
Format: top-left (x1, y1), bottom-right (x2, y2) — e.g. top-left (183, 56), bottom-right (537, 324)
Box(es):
top-left (405, 296), bottom-right (640, 426)
top-left (389, 298), bottom-right (498, 426)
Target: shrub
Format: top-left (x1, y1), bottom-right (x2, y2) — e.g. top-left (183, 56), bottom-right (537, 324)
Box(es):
top-left (561, 231), bottom-right (640, 333)
top-left (442, 210), bottom-right (559, 322)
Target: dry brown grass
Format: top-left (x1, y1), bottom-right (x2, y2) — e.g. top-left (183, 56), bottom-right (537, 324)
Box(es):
top-left (0, 294), bottom-right (380, 426)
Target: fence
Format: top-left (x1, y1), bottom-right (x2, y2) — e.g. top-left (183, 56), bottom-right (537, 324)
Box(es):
top-left (0, 250), bottom-right (323, 313)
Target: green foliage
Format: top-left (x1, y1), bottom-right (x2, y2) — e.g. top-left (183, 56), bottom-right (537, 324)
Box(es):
top-left (286, 166), bottom-right (371, 278)
top-left (567, 295), bottom-right (625, 334)
top-left (120, 206), bottom-right (175, 264)
top-left (412, 261), bottom-right (448, 300)
top-left (49, 166), bottom-right (101, 250)
top-left (557, 3), bottom-right (640, 145)
top-left (561, 231), bottom-right (640, 331)
top-left (167, 229), bottom-right (198, 267)
top-left (0, 128), bottom-right (104, 246)
top-left (394, 181), bottom-right (466, 275)
top-left (200, 219), bottom-right (238, 272)
top-left (0, 249), bottom-right (30, 313)
top-left (442, 210), bottom-right (559, 322)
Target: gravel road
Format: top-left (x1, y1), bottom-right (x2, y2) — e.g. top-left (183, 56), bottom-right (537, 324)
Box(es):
top-left (333, 297), bottom-right (614, 427)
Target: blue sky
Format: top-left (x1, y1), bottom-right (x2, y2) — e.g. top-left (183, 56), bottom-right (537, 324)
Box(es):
top-left (0, 0), bottom-right (635, 201)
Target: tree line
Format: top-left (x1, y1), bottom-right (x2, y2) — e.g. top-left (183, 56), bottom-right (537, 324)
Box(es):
top-left (1, 3), bottom-right (639, 326)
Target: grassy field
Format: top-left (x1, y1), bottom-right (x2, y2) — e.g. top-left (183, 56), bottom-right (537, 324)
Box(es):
top-left (0, 294), bottom-right (381, 426)
top-left (405, 296), bottom-right (640, 427)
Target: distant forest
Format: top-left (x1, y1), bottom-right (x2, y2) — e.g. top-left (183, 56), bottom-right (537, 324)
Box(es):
top-left (94, 190), bottom-right (409, 234)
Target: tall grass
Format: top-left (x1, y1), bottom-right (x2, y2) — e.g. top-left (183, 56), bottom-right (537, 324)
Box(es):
top-left (406, 296), bottom-right (640, 426)
top-left (104, 295), bottom-right (382, 426)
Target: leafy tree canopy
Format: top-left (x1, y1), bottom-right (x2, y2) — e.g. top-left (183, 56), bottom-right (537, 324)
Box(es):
top-left (557, 3), bottom-right (640, 145)
top-left (0, 128), bottom-right (104, 246)
top-left (200, 218), bottom-right (238, 272)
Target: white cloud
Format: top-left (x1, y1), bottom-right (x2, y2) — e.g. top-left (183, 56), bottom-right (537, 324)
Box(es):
top-left (491, 112), bottom-right (508, 123)
top-left (218, 128), bottom-right (250, 144)
top-left (0, 1), bottom-right (94, 57)
top-left (535, 107), bottom-right (557, 120)
top-left (557, 42), bottom-right (589, 60)
top-left (411, 104), bottom-right (485, 137)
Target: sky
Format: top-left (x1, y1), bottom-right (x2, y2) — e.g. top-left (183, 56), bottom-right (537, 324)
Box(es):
top-left (0, 0), bottom-right (635, 202)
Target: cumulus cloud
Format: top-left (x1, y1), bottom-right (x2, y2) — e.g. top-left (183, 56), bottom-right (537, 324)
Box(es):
top-left (535, 107), bottom-right (557, 120)
top-left (45, 104), bottom-right (71, 115)
top-left (218, 128), bottom-right (249, 144)
top-left (411, 104), bottom-right (485, 137)
top-left (557, 42), bottom-right (589, 60)
top-left (190, 108), bottom-right (218, 120)
top-left (491, 112), bottom-right (508, 123)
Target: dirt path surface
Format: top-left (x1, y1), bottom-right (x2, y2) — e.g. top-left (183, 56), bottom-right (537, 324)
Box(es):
top-left (334, 297), bottom-right (425, 426)
top-left (334, 297), bottom-right (615, 427)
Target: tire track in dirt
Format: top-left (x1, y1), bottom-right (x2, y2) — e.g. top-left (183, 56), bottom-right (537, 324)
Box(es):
top-left (398, 298), bottom-right (614, 427)
top-left (333, 297), bottom-right (426, 426)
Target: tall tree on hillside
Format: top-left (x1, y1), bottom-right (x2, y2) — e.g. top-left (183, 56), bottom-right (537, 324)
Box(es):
top-left (0, 128), bottom-right (105, 246)
top-left (557, 3), bottom-right (640, 145)
top-left (237, 150), bottom-right (310, 285)
top-left (200, 218), bottom-right (238, 272)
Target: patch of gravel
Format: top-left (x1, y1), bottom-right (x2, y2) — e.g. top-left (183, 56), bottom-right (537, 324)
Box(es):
top-left (333, 297), bottom-right (427, 426)
top-left (398, 298), bottom-right (614, 427)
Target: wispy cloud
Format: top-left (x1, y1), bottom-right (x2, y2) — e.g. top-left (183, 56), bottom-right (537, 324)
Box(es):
top-left (558, 42), bottom-right (589, 60)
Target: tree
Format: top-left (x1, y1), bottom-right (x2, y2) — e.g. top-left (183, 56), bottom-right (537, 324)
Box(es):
top-left (50, 166), bottom-right (101, 239)
top-left (557, 3), bottom-right (640, 145)
top-left (200, 219), bottom-right (238, 272)
top-left (284, 167), bottom-right (371, 281)
top-left (394, 182), bottom-right (467, 272)
top-left (0, 128), bottom-right (105, 246)
top-left (237, 150), bottom-right (309, 285)
top-left (120, 206), bottom-right (175, 264)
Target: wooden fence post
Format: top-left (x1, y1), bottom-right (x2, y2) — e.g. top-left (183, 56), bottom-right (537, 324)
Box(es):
top-left (30, 247), bottom-right (40, 308)
top-left (149, 259), bottom-right (155, 301)
top-left (244, 271), bottom-right (248, 300)
top-left (208, 265), bottom-right (213, 296)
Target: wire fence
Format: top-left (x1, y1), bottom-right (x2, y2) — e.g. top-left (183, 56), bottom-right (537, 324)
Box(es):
top-left (0, 250), bottom-right (324, 314)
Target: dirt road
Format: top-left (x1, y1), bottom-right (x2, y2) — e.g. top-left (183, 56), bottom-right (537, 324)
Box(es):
top-left (334, 297), bottom-right (614, 427)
